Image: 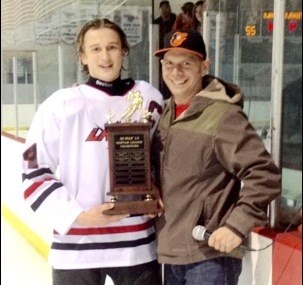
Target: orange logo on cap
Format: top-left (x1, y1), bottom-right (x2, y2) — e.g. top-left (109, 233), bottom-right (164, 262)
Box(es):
top-left (170, 32), bottom-right (188, 47)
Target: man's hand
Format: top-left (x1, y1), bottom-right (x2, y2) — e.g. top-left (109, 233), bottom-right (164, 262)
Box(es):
top-left (208, 226), bottom-right (243, 253)
top-left (76, 203), bottom-right (129, 227)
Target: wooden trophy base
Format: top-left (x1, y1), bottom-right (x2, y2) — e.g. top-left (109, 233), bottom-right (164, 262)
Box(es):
top-left (102, 199), bottom-right (162, 215)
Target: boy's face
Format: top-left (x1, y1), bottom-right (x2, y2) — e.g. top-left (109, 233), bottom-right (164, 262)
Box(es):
top-left (80, 27), bottom-right (125, 82)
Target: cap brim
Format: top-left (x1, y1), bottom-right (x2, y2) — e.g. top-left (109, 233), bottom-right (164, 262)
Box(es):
top-left (154, 47), bottom-right (204, 59)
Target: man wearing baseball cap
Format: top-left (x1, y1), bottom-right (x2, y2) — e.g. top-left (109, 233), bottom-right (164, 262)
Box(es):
top-left (153, 29), bottom-right (281, 285)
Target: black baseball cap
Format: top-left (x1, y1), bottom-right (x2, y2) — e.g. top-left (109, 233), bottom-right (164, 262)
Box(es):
top-left (154, 29), bottom-right (207, 60)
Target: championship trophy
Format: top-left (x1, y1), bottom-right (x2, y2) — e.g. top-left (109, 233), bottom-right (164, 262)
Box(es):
top-left (102, 90), bottom-right (162, 215)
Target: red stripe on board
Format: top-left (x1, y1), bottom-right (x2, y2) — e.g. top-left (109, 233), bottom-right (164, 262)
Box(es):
top-left (1, 131), bottom-right (25, 144)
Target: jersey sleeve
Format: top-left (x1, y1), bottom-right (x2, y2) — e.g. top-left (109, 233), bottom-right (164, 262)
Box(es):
top-left (22, 97), bottom-right (83, 235)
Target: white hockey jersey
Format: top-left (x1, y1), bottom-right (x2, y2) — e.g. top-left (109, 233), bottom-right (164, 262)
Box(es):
top-left (22, 80), bottom-right (164, 269)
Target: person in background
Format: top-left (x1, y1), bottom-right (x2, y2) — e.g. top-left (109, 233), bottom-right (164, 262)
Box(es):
top-left (154, 0), bottom-right (176, 49)
top-left (153, 29), bottom-right (281, 285)
top-left (154, 0), bottom-right (176, 100)
top-left (21, 18), bottom-right (163, 285)
top-left (172, 2), bottom-right (195, 31)
top-left (193, 0), bottom-right (207, 34)
top-left (281, 77), bottom-right (302, 169)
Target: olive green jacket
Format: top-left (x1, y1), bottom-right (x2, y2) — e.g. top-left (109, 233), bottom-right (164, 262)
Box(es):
top-left (155, 75), bottom-right (281, 265)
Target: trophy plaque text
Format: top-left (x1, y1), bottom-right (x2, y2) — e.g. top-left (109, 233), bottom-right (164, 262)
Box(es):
top-left (102, 91), bottom-right (162, 215)
top-left (103, 91), bottom-right (162, 215)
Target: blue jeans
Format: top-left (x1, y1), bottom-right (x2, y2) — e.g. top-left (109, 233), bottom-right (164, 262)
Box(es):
top-left (164, 257), bottom-right (242, 285)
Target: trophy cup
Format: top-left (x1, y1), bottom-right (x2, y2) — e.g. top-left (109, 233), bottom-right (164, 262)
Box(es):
top-left (102, 91), bottom-right (162, 215)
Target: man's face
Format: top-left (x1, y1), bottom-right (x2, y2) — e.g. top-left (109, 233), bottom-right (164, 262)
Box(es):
top-left (161, 51), bottom-right (208, 103)
top-left (160, 4), bottom-right (171, 17)
top-left (80, 28), bottom-right (125, 82)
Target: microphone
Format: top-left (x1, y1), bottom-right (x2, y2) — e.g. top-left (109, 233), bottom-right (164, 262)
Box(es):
top-left (192, 225), bottom-right (212, 241)
top-left (192, 225), bottom-right (257, 251)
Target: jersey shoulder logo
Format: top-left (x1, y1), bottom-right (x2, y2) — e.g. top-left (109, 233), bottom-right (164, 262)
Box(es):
top-left (86, 127), bottom-right (107, 141)
top-left (23, 143), bottom-right (38, 168)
